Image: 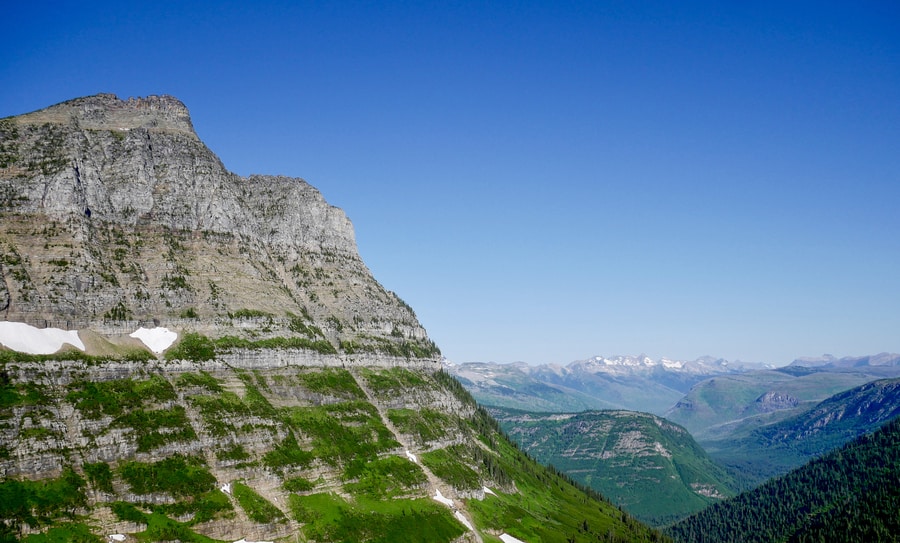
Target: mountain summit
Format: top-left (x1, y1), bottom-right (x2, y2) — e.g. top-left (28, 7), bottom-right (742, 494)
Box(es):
top-left (0, 95), bottom-right (666, 543)
top-left (0, 93), bottom-right (432, 357)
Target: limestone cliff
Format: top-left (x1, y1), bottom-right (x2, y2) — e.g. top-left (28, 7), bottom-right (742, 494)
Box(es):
top-left (0, 95), bottom-right (666, 543)
top-left (0, 94), bottom-right (431, 353)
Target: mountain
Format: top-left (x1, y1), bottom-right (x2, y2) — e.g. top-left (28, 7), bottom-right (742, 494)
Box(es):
top-left (490, 408), bottom-right (737, 527)
top-left (666, 414), bottom-right (900, 543)
top-left (0, 95), bottom-right (668, 543)
top-left (446, 355), bottom-right (751, 415)
top-left (790, 352), bottom-right (900, 368)
top-left (0, 94), bottom-right (435, 358)
top-left (701, 377), bottom-right (900, 488)
top-left (664, 365), bottom-right (900, 440)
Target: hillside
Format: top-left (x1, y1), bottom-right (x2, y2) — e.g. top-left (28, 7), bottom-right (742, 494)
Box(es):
top-left (666, 415), bottom-right (900, 543)
top-left (490, 408), bottom-right (737, 526)
top-left (0, 95), bottom-right (669, 543)
top-left (664, 365), bottom-right (900, 441)
top-left (702, 377), bottom-right (900, 488)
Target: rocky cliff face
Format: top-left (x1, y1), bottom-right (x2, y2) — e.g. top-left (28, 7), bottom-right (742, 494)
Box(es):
top-left (0, 95), bottom-right (667, 543)
top-left (0, 94), bottom-right (429, 352)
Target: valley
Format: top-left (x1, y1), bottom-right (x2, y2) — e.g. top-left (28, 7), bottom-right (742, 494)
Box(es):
top-left (2, 92), bottom-right (899, 542)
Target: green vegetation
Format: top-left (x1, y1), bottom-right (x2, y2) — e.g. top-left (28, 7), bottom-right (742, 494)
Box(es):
top-left (118, 455), bottom-right (216, 497)
top-left (345, 335), bottom-right (441, 358)
top-left (216, 444), bottom-right (251, 462)
top-left (0, 349), bottom-right (670, 543)
top-left (20, 522), bottom-right (101, 543)
top-left (82, 462), bottom-right (113, 493)
top-left (420, 446), bottom-right (482, 490)
top-left (176, 371), bottom-right (223, 392)
top-left (165, 332), bottom-right (215, 361)
top-left (287, 310), bottom-right (326, 339)
top-left (0, 468), bottom-right (86, 536)
top-left (0, 348), bottom-right (153, 364)
top-left (102, 302), bottom-right (131, 321)
top-left (464, 411), bottom-right (666, 543)
top-left (667, 416), bottom-right (900, 543)
top-left (109, 504), bottom-right (227, 543)
top-left (228, 308), bottom-right (273, 319)
top-left (283, 476), bottom-right (316, 492)
top-left (116, 406), bottom-right (197, 452)
top-left (189, 389), bottom-right (265, 436)
top-left (704, 377), bottom-right (900, 489)
top-left (361, 367), bottom-right (431, 395)
top-left (263, 433), bottom-right (314, 470)
top-left (289, 493), bottom-right (466, 543)
top-left (344, 456), bottom-right (427, 499)
top-left (0, 380), bottom-right (49, 410)
top-left (67, 375), bottom-right (175, 419)
top-left (293, 367), bottom-right (364, 399)
top-left (388, 408), bottom-right (454, 445)
top-left (492, 408), bottom-right (737, 525)
top-left (232, 482), bottom-right (286, 524)
top-left (281, 401), bottom-right (399, 465)
top-left (213, 334), bottom-right (337, 355)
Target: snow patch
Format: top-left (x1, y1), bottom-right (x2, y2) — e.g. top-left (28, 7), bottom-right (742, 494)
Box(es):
top-left (220, 482), bottom-right (232, 495)
top-left (129, 327), bottom-right (177, 353)
top-left (500, 534), bottom-right (527, 543)
top-left (405, 450), bottom-right (418, 463)
top-left (108, 536), bottom-right (126, 542)
top-left (483, 486), bottom-right (497, 496)
top-left (432, 489), bottom-right (454, 507)
top-left (454, 511), bottom-right (473, 530)
top-left (233, 540), bottom-right (274, 543)
top-left (0, 321), bottom-right (84, 355)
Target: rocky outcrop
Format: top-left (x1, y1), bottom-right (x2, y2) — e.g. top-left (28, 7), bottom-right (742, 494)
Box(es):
top-left (0, 94), bottom-right (431, 350)
top-left (754, 391), bottom-right (800, 413)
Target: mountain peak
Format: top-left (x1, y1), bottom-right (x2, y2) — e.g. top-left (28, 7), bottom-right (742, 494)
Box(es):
top-left (17, 93), bottom-right (195, 136)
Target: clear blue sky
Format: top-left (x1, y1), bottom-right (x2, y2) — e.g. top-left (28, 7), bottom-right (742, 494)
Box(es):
top-left (3, 1), bottom-right (899, 365)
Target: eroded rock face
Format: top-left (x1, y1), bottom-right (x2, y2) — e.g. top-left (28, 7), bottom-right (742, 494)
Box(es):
top-left (0, 95), bottom-right (430, 347)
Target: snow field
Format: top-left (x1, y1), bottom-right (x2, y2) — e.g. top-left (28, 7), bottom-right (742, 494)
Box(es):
top-left (0, 321), bottom-right (85, 355)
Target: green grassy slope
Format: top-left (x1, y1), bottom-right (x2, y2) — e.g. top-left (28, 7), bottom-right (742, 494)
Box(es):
top-left (491, 408), bottom-right (737, 526)
top-left (0, 357), bottom-right (670, 543)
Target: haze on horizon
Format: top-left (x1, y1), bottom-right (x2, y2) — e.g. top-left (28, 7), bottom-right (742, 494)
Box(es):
top-left (2, 1), bottom-right (898, 367)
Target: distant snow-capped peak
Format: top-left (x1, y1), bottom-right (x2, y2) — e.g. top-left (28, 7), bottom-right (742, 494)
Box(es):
top-left (569, 354), bottom-right (736, 375)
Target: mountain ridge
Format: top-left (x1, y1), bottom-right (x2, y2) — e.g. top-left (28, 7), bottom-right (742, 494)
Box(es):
top-left (0, 94), bottom-right (667, 543)
top-left (446, 355), bottom-right (765, 415)
top-left (1, 93), bottom-right (434, 358)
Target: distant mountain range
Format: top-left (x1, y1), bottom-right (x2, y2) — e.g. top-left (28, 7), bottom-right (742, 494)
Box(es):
top-left (449, 353), bottom-right (900, 494)
top-left (445, 354), bottom-right (765, 415)
top-left (790, 352), bottom-right (900, 368)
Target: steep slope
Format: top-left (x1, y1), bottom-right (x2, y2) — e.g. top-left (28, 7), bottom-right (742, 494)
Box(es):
top-left (0, 94), bottom-right (435, 357)
top-left (490, 408), bottom-right (736, 526)
top-left (0, 357), bottom-right (668, 543)
top-left (666, 415), bottom-right (900, 543)
top-left (702, 377), bottom-right (900, 488)
top-left (0, 95), bottom-right (668, 543)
